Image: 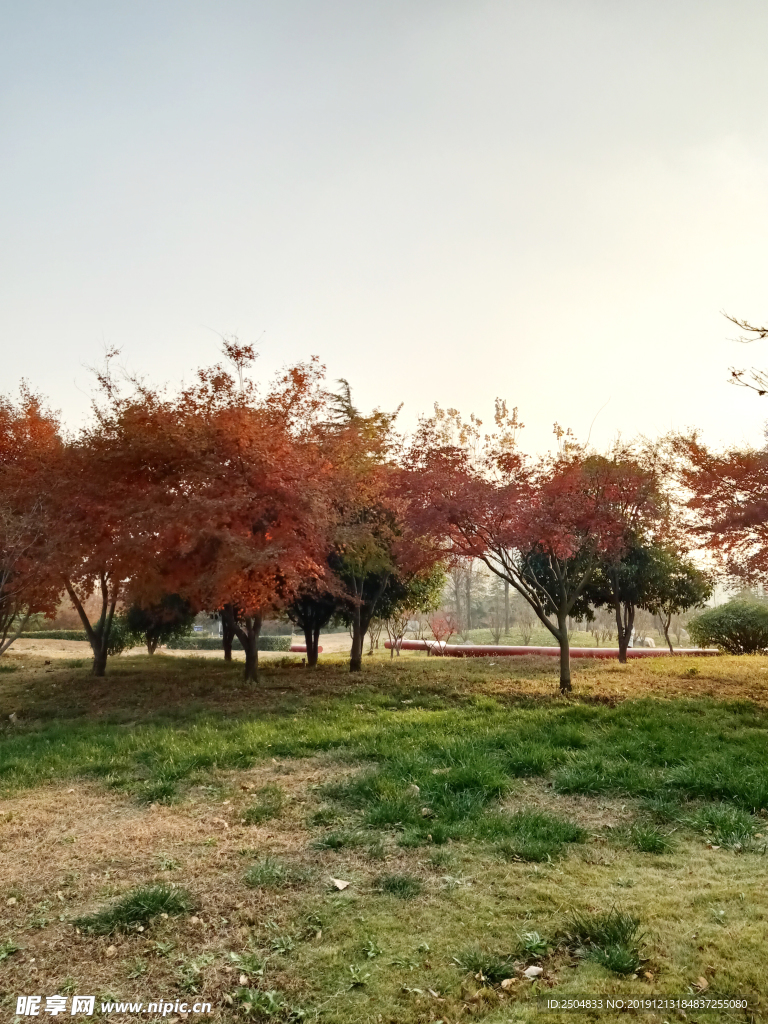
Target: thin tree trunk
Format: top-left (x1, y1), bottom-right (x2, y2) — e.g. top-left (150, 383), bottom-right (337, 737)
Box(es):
top-left (504, 580), bottom-right (510, 634)
top-left (350, 605), bottom-right (364, 673)
top-left (465, 571), bottom-right (472, 632)
top-left (615, 600), bottom-right (634, 664)
top-left (0, 610), bottom-right (31, 656)
top-left (660, 611), bottom-right (674, 653)
top-left (557, 615), bottom-right (572, 693)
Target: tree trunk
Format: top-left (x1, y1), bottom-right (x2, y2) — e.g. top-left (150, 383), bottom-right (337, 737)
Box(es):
top-left (615, 600), bottom-right (634, 664)
top-left (504, 580), bottom-right (510, 634)
top-left (660, 612), bottom-right (674, 654)
top-left (558, 619), bottom-right (572, 693)
top-left (350, 605), bottom-right (364, 673)
top-left (222, 605), bottom-right (235, 662)
top-left (232, 611), bottom-right (262, 683)
top-left (465, 571), bottom-right (472, 632)
top-left (64, 573), bottom-right (117, 678)
top-left (147, 639), bottom-right (157, 655)
top-left (303, 623), bottom-right (320, 667)
top-left (93, 645), bottom-right (108, 677)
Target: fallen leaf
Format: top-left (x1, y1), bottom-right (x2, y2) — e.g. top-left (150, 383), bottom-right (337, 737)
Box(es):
top-left (523, 966), bottom-right (543, 979)
top-left (6, 897), bottom-right (17, 906)
top-left (190, 916), bottom-right (200, 924)
top-left (695, 976), bottom-right (709, 991)
top-left (239, 974), bottom-right (248, 985)
top-left (501, 978), bottom-right (516, 990)
top-left (106, 946), bottom-right (117, 958)
top-left (331, 878), bottom-right (350, 890)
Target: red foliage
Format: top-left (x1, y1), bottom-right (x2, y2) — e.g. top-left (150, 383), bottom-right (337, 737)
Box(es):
top-left (0, 387), bottom-right (62, 651)
top-left (677, 434), bottom-right (768, 585)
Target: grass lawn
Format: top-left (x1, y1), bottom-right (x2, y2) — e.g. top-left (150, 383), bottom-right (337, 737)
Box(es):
top-left (0, 647), bottom-right (767, 1023)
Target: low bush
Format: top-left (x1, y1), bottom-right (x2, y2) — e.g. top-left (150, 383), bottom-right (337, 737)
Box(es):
top-left (688, 600), bottom-right (768, 654)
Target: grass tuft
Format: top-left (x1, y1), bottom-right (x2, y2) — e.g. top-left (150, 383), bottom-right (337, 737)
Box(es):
top-left (627, 821), bottom-right (676, 854)
top-left (565, 907), bottom-right (643, 975)
top-left (378, 873), bottom-right (422, 899)
top-left (452, 943), bottom-right (516, 983)
top-left (244, 857), bottom-right (306, 888)
top-left (243, 784), bottom-right (284, 825)
top-left (74, 884), bottom-right (194, 934)
top-left (683, 803), bottom-right (759, 849)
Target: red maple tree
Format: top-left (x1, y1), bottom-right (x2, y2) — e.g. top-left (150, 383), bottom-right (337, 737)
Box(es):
top-left (403, 414), bottom-right (664, 691)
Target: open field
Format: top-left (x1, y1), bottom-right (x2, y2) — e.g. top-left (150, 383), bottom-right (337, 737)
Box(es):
top-left (1, 649), bottom-right (767, 1023)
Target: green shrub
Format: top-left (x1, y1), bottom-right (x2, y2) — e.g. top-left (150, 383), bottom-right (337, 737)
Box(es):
top-left (688, 600), bottom-right (768, 654)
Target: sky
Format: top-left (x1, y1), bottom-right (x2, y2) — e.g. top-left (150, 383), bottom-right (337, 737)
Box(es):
top-left (2, 0), bottom-right (768, 454)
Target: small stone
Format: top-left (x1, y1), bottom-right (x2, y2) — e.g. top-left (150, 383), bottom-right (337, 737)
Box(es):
top-left (406, 784), bottom-right (420, 797)
top-left (190, 916), bottom-right (200, 924)
top-left (421, 807), bottom-right (435, 818)
top-left (160, 913), bottom-right (168, 919)
top-left (7, 897), bottom-right (17, 906)
top-left (106, 945), bottom-right (117, 957)
top-left (523, 966), bottom-right (543, 979)
top-left (501, 978), bottom-right (516, 990)
top-left (239, 974), bottom-right (248, 985)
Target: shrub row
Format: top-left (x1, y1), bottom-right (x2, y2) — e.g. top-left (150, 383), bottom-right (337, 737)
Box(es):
top-left (18, 630), bottom-right (88, 641)
top-left (165, 635), bottom-right (293, 652)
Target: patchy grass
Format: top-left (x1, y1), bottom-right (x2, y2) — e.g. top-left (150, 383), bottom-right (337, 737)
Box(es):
top-left (1, 650), bottom-right (768, 1021)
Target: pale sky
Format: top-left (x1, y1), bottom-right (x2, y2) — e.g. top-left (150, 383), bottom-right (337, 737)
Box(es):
top-left (2, 0), bottom-right (768, 454)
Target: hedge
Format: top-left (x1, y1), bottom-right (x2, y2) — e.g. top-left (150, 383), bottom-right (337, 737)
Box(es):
top-left (15, 630), bottom-right (294, 652)
top-left (17, 630), bottom-right (88, 641)
top-left (165, 635), bottom-right (293, 652)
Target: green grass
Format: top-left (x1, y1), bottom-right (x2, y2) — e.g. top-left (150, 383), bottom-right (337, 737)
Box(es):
top-left (74, 884), bottom-right (195, 934)
top-left (683, 802), bottom-right (761, 849)
top-left (377, 873), bottom-right (422, 899)
top-left (479, 808), bottom-right (587, 861)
